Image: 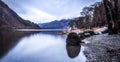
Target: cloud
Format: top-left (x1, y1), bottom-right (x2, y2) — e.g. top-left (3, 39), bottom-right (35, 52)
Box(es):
top-left (3, 0), bottom-right (101, 23)
top-left (19, 7), bottom-right (56, 23)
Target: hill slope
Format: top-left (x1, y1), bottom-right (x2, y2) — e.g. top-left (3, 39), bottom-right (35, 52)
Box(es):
top-left (0, 0), bottom-right (40, 29)
top-left (39, 19), bottom-right (71, 29)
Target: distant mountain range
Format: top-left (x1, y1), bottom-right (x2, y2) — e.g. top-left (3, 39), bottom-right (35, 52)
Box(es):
top-left (38, 19), bottom-right (71, 29)
top-left (0, 0), bottom-right (40, 30)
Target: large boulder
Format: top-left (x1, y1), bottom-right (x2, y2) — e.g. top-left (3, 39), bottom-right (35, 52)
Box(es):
top-left (66, 32), bottom-right (81, 46)
top-left (66, 32), bottom-right (81, 58)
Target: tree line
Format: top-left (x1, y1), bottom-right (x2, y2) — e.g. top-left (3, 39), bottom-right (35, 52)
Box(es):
top-left (69, 0), bottom-right (120, 34)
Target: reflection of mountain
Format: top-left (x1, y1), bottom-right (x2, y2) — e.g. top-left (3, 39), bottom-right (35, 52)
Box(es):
top-left (39, 19), bottom-right (71, 29)
top-left (0, 31), bottom-right (37, 59)
top-left (0, 1), bottom-right (40, 29)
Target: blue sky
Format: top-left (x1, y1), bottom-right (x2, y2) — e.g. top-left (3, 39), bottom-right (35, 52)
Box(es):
top-left (3, 0), bottom-right (101, 23)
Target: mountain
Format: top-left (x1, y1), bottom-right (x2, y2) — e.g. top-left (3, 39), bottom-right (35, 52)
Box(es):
top-left (0, 0), bottom-right (40, 30)
top-left (39, 19), bottom-right (71, 29)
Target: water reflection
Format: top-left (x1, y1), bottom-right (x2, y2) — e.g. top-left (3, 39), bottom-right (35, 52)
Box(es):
top-left (66, 45), bottom-right (81, 58)
top-left (0, 31), bottom-right (86, 62)
top-left (0, 31), bottom-right (37, 59)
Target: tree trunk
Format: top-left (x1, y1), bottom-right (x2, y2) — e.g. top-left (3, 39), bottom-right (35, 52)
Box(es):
top-left (103, 0), bottom-right (119, 34)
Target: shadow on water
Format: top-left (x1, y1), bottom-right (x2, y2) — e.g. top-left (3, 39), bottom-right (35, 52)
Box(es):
top-left (0, 31), bottom-right (38, 59)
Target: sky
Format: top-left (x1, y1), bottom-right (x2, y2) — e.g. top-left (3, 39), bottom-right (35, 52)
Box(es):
top-left (3, 0), bottom-right (101, 23)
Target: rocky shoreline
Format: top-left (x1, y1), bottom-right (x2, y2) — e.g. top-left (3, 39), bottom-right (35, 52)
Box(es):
top-left (82, 34), bottom-right (120, 62)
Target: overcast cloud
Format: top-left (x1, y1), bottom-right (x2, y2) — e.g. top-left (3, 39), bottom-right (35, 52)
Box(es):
top-left (3, 0), bottom-right (101, 23)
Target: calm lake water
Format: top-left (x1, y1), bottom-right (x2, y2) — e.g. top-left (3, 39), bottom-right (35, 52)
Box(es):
top-left (0, 31), bottom-right (86, 62)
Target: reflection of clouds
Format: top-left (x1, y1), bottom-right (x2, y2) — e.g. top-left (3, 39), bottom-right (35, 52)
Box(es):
top-left (1, 33), bottom-right (87, 62)
top-left (3, 0), bottom-right (100, 23)
top-left (12, 33), bottom-right (65, 55)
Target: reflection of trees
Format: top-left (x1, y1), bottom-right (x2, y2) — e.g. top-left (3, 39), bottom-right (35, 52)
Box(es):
top-left (0, 31), bottom-right (37, 58)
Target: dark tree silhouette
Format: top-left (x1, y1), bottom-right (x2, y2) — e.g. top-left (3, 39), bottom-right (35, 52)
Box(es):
top-left (69, 0), bottom-right (120, 34)
top-left (103, 0), bottom-right (119, 34)
top-left (69, 2), bottom-right (107, 29)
